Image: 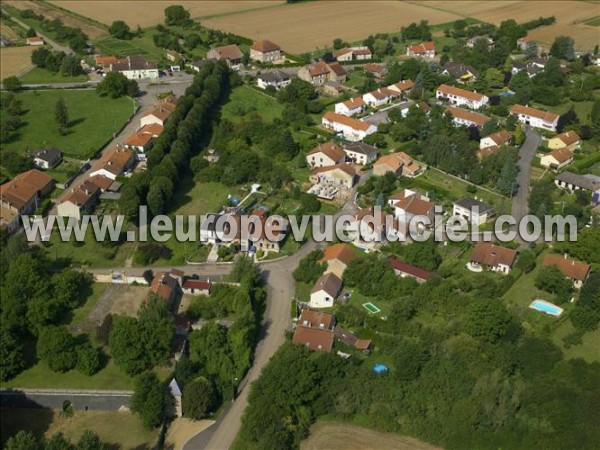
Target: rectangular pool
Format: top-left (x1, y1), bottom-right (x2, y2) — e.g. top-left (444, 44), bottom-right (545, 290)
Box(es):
top-left (529, 299), bottom-right (564, 317)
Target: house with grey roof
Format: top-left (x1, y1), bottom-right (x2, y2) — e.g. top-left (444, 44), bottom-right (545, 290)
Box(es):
top-left (453, 197), bottom-right (494, 225)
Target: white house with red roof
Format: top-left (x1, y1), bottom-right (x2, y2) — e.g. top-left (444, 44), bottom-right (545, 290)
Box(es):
top-left (509, 104), bottom-right (559, 132)
top-left (335, 97), bottom-right (366, 116)
top-left (436, 84), bottom-right (489, 109)
top-left (362, 88), bottom-right (400, 107)
top-left (321, 111), bottom-right (376, 142)
top-left (406, 41), bottom-right (435, 58)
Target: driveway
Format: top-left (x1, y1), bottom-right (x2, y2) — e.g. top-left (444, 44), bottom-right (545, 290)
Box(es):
top-left (362, 100), bottom-right (412, 126)
top-left (511, 128), bottom-right (542, 245)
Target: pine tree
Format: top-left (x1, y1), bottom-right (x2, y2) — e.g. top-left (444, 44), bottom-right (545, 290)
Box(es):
top-left (514, 125), bottom-right (525, 146)
top-left (591, 99), bottom-right (600, 138)
top-left (54, 98), bottom-right (69, 135)
top-left (496, 161), bottom-right (518, 197)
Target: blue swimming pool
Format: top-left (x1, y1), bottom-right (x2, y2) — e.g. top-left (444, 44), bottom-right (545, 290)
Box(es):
top-left (529, 300), bottom-right (564, 317)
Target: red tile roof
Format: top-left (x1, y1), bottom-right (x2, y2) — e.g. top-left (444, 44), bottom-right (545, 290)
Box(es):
top-left (546, 148), bottom-right (574, 164)
top-left (322, 111), bottom-right (374, 132)
top-left (292, 326), bottom-right (334, 352)
top-left (437, 84), bottom-right (486, 102)
top-left (342, 97), bottom-right (365, 109)
top-left (484, 130), bottom-right (512, 146)
top-left (311, 162), bottom-right (356, 178)
top-left (182, 279), bottom-right (212, 291)
top-left (408, 41), bottom-right (435, 53)
top-left (446, 106), bottom-right (491, 126)
top-left (388, 257), bottom-right (433, 281)
top-left (510, 104), bottom-right (559, 123)
top-left (553, 130), bottom-right (580, 146)
top-left (319, 243), bottom-right (357, 266)
top-left (307, 141), bottom-right (345, 161)
top-left (543, 254), bottom-right (590, 281)
top-left (471, 242), bottom-right (517, 268)
top-left (298, 308), bottom-right (335, 330)
top-left (250, 39), bottom-right (280, 53)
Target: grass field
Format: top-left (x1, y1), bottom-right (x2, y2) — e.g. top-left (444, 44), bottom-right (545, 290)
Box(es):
top-left (1, 408), bottom-right (158, 449)
top-left (203, 1), bottom-right (462, 53)
top-left (69, 283), bottom-right (108, 331)
top-left (221, 85), bottom-right (284, 123)
top-left (170, 178), bottom-right (231, 216)
top-left (49, 0), bottom-right (284, 27)
top-left (301, 420), bottom-right (441, 450)
top-left (19, 67), bottom-right (89, 84)
top-left (0, 46), bottom-right (35, 78)
top-left (0, 90), bottom-right (133, 161)
top-left (414, 0), bottom-right (600, 50)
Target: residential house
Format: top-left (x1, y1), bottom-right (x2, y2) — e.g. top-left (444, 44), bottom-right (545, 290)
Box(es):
top-left (389, 191), bottom-right (435, 225)
top-left (352, 207), bottom-right (392, 246)
top-left (310, 163), bottom-right (357, 189)
top-left (322, 81), bottom-right (345, 97)
top-left (517, 36), bottom-right (537, 53)
top-left (343, 142), bottom-right (378, 165)
top-left (540, 148), bottom-right (574, 170)
top-left (333, 47), bottom-right (353, 62)
top-left (436, 84), bottom-right (489, 109)
top-left (149, 271), bottom-right (181, 309)
top-left (298, 61), bottom-right (346, 86)
top-left (441, 62), bottom-right (478, 83)
top-left (56, 180), bottom-right (100, 220)
top-left (256, 70), bottom-right (291, 90)
top-left (406, 41), bottom-right (435, 58)
top-left (110, 55), bottom-right (158, 79)
top-left (543, 254), bottom-right (591, 289)
top-left (309, 272), bottom-right (342, 308)
top-left (123, 124), bottom-right (161, 157)
top-left (388, 257), bottom-right (433, 283)
top-left (363, 63), bottom-right (387, 79)
top-left (296, 308), bottom-right (335, 330)
top-left (387, 79), bottom-right (414, 96)
top-left (321, 111), bottom-right (377, 142)
top-left (509, 104), bottom-right (559, 132)
top-left (306, 141), bottom-right (346, 168)
top-left (334, 97), bottom-right (366, 116)
top-left (319, 243), bottom-right (357, 278)
top-left (362, 88), bottom-right (400, 107)
top-left (247, 214), bottom-right (288, 254)
top-left (33, 148), bottom-right (62, 169)
top-left (470, 242), bottom-right (517, 274)
top-left (477, 145), bottom-right (501, 160)
top-left (480, 130), bottom-right (512, 149)
top-left (207, 44), bottom-right (244, 68)
top-left (555, 172), bottom-right (600, 194)
top-left (140, 96), bottom-right (177, 128)
top-left (182, 279), bottom-right (212, 295)
top-left (88, 174), bottom-right (115, 192)
top-left (26, 36), bottom-right (44, 46)
top-left (466, 36), bottom-right (494, 48)
top-left (511, 61), bottom-right (543, 78)
top-left (445, 106), bottom-right (491, 128)
top-left (249, 40), bottom-right (282, 63)
top-left (548, 131), bottom-right (581, 151)
top-left (351, 46), bottom-right (372, 60)
top-left (292, 325), bottom-right (334, 352)
top-left (334, 327), bottom-right (371, 351)
top-left (453, 197), bottom-right (494, 225)
top-left (372, 151), bottom-right (420, 177)
top-left (333, 46), bottom-right (372, 61)
top-left (88, 147), bottom-right (134, 180)
top-left (0, 169), bottom-right (54, 232)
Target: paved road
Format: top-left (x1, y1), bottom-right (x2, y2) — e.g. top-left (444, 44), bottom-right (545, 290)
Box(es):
top-left (511, 128), bottom-right (542, 245)
top-left (0, 389), bottom-right (131, 411)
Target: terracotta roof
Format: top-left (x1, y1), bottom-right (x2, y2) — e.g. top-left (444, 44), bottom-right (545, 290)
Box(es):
top-left (182, 279), bottom-right (212, 291)
top-left (250, 39), bottom-right (280, 53)
top-left (90, 147), bottom-right (134, 177)
top-left (88, 175), bottom-right (114, 191)
top-left (543, 254), bottom-right (590, 282)
top-left (510, 104), bottom-right (559, 123)
top-left (150, 272), bottom-right (179, 301)
top-left (446, 106), bottom-right (491, 126)
top-left (408, 41), bottom-right (435, 53)
top-left (366, 87), bottom-right (399, 100)
top-left (374, 152), bottom-right (412, 172)
top-left (292, 326), bottom-right (334, 352)
top-left (298, 308), bottom-right (335, 330)
top-left (388, 257), bottom-right (433, 281)
top-left (311, 272), bottom-right (342, 298)
top-left (333, 47), bottom-right (353, 58)
top-left (0, 169), bottom-right (54, 210)
top-left (546, 148), bottom-right (573, 164)
top-left (334, 327), bottom-right (371, 350)
top-left (553, 131), bottom-right (580, 146)
top-left (139, 123), bottom-right (164, 137)
top-left (394, 194), bottom-right (434, 216)
top-left (437, 84), bottom-right (486, 102)
top-left (96, 55), bottom-right (118, 66)
top-left (142, 100), bottom-right (177, 122)
top-left (484, 130), bottom-right (512, 146)
top-left (209, 44), bottom-right (243, 61)
top-left (363, 63), bottom-right (385, 74)
top-left (62, 181), bottom-right (98, 208)
top-left (404, 162), bottom-right (422, 175)
top-left (327, 62), bottom-right (347, 76)
top-left (389, 79), bottom-right (414, 92)
top-left (308, 61), bottom-right (330, 77)
top-left (311, 163), bottom-right (356, 178)
top-left (124, 130), bottom-right (154, 148)
top-left (307, 141), bottom-right (345, 161)
top-left (27, 36), bottom-right (43, 43)
top-left (470, 242), bottom-right (517, 268)
top-left (477, 145), bottom-right (501, 160)
top-left (320, 243), bottom-right (357, 266)
top-left (352, 47), bottom-right (372, 56)
top-left (342, 96), bottom-right (365, 109)
top-left (322, 111), bottom-right (374, 132)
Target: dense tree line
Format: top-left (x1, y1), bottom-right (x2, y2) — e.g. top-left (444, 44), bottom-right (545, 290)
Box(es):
top-left (5, 429), bottom-right (108, 450)
top-left (19, 9), bottom-right (88, 52)
top-left (119, 60), bottom-right (231, 221)
top-left (0, 93), bottom-right (25, 147)
top-left (31, 47), bottom-right (84, 76)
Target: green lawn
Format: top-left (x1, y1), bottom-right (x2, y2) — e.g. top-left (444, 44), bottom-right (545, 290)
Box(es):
top-left (46, 159), bottom-right (82, 184)
top-left (530, 98), bottom-right (598, 125)
top-left (19, 67), bottom-right (89, 84)
top-left (221, 85), bottom-right (284, 123)
top-left (1, 90), bottom-right (133, 161)
top-left (170, 178), bottom-right (232, 216)
top-left (69, 283), bottom-right (108, 332)
top-left (553, 321), bottom-right (600, 363)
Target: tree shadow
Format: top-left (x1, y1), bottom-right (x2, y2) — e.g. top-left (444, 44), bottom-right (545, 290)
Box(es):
top-left (68, 117), bottom-right (86, 128)
top-left (0, 396), bottom-right (55, 446)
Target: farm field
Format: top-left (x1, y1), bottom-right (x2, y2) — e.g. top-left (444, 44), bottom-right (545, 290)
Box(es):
top-left (4, 0), bottom-right (108, 41)
top-left (0, 90), bottom-right (133, 161)
top-left (0, 408), bottom-right (158, 449)
top-left (0, 46), bottom-right (35, 78)
top-left (203, 1), bottom-right (462, 54)
top-left (0, 20), bottom-right (22, 41)
top-left (49, 0), bottom-right (284, 27)
top-left (414, 1), bottom-right (600, 50)
top-left (301, 421), bottom-right (442, 450)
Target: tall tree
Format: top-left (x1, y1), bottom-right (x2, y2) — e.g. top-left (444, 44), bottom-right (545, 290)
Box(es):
top-left (55, 98), bottom-right (69, 135)
top-left (131, 371), bottom-right (166, 429)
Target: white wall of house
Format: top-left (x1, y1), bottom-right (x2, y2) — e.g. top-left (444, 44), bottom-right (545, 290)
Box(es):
top-left (452, 204), bottom-right (490, 225)
top-left (334, 103), bottom-right (364, 116)
top-left (140, 115), bottom-right (165, 128)
top-left (322, 118), bottom-right (376, 142)
top-left (88, 168), bottom-right (117, 181)
top-left (344, 149), bottom-right (375, 165)
top-left (540, 154), bottom-right (572, 170)
top-left (309, 290), bottom-right (335, 308)
top-left (306, 152), bottom-right (342, 168)
top-left (436, 90), bottom-right (488, 109)
top-left (56, 201), bottom-right (82, 220)
top-left (513, 113), bottom-right (558, 132)
top-left (257, 77), bottom-right (291, 90)
top-left (119, 69), bottom-right (159, 80)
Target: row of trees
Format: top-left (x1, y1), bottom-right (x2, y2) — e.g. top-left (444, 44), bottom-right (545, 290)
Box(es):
top-left (20, 9), bottom-right (88, 52)
top-left (5, 430), bottom-right (109, 450)
top-left (31, 47), bottom-right (84, 77)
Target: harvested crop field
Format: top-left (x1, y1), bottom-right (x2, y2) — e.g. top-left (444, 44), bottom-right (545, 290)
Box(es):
top-left (49, 0), bottom-right (284, 28)
top-left (301, 421), bottom-right (442, 450)
top-left (415, 1), bottom-right (600, 50)
top-left (203, 1), bottom-right (462, 53)
top-left (4, 0), bottom-right (108, 40)
top-left (0, 46), bottom-right (35, 78)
